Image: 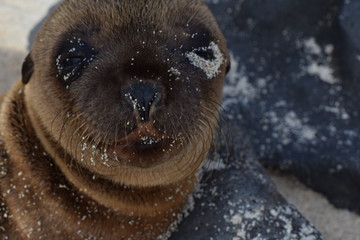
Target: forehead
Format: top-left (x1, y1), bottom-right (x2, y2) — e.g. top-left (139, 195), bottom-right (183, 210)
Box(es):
top-left (33, 0), bottom-right (225, 63)
top-left (40, 0), bottom-right (220, 49)
top-left (50, 0), bottom-right (213, 32)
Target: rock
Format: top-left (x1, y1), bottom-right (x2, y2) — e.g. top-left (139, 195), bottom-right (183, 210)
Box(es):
top-left (339, 0), bottom-right (360, 80)
top-left (171, 107), bottom-right (323, 239)
top-left (206, 0), bottom-right (360, 214)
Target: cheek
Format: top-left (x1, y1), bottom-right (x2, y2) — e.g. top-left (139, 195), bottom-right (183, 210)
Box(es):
top-left (28, 75), bottom-right (62, 112)
top-left (72, 95), bottom-right (135, 138)
top-left (200, 77), bottom-right (224, 100)
top-left (152, 98), bottom-right (201, 134)
top-left (24, 78), bottom-right (74, 142)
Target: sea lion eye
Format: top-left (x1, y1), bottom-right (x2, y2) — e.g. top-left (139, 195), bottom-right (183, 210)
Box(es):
top-left (185, 42), bottom-right (225, 79)
top-left (55, 38), bottom-right (96, 86)
top-left (193, 48), bottom-right (215, 60)
top-left (63, 56), bottom-right (84, 69)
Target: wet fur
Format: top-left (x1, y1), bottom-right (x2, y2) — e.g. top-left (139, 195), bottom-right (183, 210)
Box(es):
top-left (0, 0), bottom-right (229, 239)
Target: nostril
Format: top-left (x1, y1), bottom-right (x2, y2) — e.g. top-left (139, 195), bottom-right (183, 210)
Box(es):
top-left (123, 82), bottom-right (163, 122)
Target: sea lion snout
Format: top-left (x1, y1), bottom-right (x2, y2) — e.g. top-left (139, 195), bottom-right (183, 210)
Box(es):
top-left (123, 82), bottom-right (163, 122)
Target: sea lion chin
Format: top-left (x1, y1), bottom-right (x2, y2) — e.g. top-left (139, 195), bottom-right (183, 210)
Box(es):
top-left (0, 0), bottom-right (230, 239)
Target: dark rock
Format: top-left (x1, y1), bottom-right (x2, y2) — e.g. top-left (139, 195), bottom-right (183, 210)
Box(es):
top-left (339, 0), bottom-right (360, 80)
top-left (206, 0), bottom-right (360, 214)
top-left (171, 108), bottom-right (323, 239)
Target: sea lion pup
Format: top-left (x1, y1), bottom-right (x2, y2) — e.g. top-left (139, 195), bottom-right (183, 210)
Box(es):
top-left (0, 0), bottom-right (230, 239)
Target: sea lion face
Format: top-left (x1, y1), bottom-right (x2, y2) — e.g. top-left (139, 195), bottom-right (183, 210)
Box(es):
top-left (24, 0), bottom-right (230, 187)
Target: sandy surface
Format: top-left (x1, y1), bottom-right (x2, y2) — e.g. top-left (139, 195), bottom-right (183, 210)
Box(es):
top-left (0, 1), bottom-right (359, 239)
top-left (272, 173), bottom-right (360, 240)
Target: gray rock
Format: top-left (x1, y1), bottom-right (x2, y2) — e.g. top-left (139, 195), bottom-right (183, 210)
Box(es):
top-left (205, 0), bottom-right (360, 215)
top-left (171, 107), bottom-right (323, 239)
top-left (339, 0), bottom-right (360, 80)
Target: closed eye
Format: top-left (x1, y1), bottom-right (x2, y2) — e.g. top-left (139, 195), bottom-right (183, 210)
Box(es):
top-left (185, 41), bottom-right (225, 79)
top-left (193, 49), bottom-right (215, 60)
top-left (55, 37), bottom-right (96, 86)
top-left (62, 56), bottom-right (84, 69)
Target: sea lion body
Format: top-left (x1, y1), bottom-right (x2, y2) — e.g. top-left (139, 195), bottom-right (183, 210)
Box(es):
top-left (0, 0), bottom-right (229, 239)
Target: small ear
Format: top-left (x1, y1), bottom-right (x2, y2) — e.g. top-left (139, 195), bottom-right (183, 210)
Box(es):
top-left (22, 53), bottom-right (34, 84)
top-left (225, 62), bottom-right (231, 74)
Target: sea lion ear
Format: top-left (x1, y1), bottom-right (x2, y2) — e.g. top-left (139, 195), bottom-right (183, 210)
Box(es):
top-left (225, 61), bottom-right (231, 74)
top-left (22, 53), bottom-right (34, 84)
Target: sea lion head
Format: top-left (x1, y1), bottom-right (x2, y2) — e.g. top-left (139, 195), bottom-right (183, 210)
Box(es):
top-left (22, 0), bottom-right (230, 187)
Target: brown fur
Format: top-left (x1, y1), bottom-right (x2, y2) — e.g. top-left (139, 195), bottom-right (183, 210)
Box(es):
top-left (0, 0), bottom-right (229, 239)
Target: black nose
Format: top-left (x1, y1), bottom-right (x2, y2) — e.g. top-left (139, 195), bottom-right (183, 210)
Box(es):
top-left (123, 82), bottom-right (163, 122)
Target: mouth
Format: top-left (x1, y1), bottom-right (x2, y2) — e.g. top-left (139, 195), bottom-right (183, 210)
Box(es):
top-left (134, 136), bottom-right (163, 146)
top-left (111, 123), bottom-right (172, 155)
top-left (123, 136), bottom-right (167, 152)
top-left (116, 122), bottom-right (166, 145)
top-left (110, 133), bottom-right (172, 168)
top-left (78, 122), bottom-right (177, 168)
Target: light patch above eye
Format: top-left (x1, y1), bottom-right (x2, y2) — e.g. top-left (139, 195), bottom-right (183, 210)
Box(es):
top-left (185, 42), bottom-right (225, 79)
